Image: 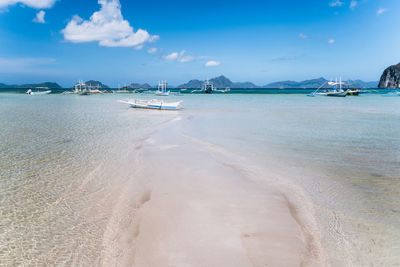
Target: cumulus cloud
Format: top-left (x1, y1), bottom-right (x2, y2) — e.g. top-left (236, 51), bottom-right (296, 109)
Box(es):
top-left (298, 33), bottom-right (309, 39)
top-left (163, 50), bottom-right (195, 63)
top-left (377, 8), bottom-right (387, 16)
top-left (61, 0), bottom-right (158, 49)
top-left (329, 0), bottom-right (343, 7)
top-left (33, 10), bottom-right (45, 23)
top-left (328, 39), bottom-right (335, 44)
top-left (350, 1), bottom-right (357, 9)
top-left (0, 0), bottom-right (56, 8)
top-left (205, 60), bottom-right (220, 67)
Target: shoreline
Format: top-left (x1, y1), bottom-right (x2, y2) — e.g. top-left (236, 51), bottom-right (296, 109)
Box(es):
top-left (99, 114), bottom-right (327, 266)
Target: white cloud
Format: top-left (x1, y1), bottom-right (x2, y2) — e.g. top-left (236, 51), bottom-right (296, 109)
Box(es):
top-left (0, 0), bottom-right (56, 9)
top-left (350, 1), bottom-right (357, 10)
top-left (164, 52), bottom-right (178, 60)
top-left (329, 0), bottom-right (344, 7)
top-left (147, 47), bottom-right (158, 54)
top-left (61, 0), bottom-right (158, 49)
top-left (328, 39), bottom-right (335, 44)
top-left (298, 33), bottom-right (309, 39)
top-left (205, 60), bottom-right (220, 67)
top-left (163, 50), bottom-right (195, 63)
top-left (377, 8), bottom-right (387, 16)
top-left (33, 10), bottom-right (45, 23)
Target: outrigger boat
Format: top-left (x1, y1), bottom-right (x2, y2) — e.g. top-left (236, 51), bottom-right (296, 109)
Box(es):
top-left (26, 87), bottom-right (51, 95)
top-left (119, 99), bottom-right (183, 110)
top-left (112, 83), bottom-right (133, 94)
top-left (155, 81), bottom-right (170, 96)
top-left (191, 80), bottom-right (230, 94)
top-left (63, 81), bottom-right (104, 95)
top-left (308, 77), bottom-right (348, 97)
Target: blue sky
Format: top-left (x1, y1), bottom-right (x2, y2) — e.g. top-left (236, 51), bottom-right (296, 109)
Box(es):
top-left (0, 0), bottom-right (399, 87)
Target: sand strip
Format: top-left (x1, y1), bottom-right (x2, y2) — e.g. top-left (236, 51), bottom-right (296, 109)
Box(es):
top-left (101, 115), bottom-right (325, 267)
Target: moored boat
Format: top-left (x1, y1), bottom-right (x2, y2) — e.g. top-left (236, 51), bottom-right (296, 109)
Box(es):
top-left (308, 77), bottom-right (348, 97)
top-left (346, 89), bottom-right (360, 96)
top-left (155, 81), bottom-right (170, 96)
top-left (119, 99), bottom-right (183, 110)
top-left (26, 87), bottom-right (51, 95)
top-left (112, 83), bottom-right (133, 94)
top-left (191, 80), bottom-right (230, 94)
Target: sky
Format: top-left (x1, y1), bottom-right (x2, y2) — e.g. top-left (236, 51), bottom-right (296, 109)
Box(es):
top-left (0, 0), bottom-right (399, 87)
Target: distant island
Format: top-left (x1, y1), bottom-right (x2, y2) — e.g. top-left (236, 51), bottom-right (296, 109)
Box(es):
top-left (179, 75), bottom-right (377, 89)
top-left (82, 80), bottom-right (109, 89)
top-left (378, 63), bottom-right (400, 88)
top-left (1, 76), bottom-right (378, 89)
top-left (129, 83), bottom-right (152, 89)
top-left (0, 82), bottom-right (62, 89)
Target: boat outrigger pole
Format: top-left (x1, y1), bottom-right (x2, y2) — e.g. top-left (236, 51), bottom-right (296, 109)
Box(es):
top-left (308, 81), bottom-right (329, 96)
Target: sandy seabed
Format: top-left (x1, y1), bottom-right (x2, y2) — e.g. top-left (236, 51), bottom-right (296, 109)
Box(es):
top-left (98, 115), bottom-right (327, 267)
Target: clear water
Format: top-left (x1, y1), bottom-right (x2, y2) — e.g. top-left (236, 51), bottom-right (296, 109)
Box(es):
top-left (0, 93), bottom-right (399, 266)
top-left (0, 93), bottom-right (177, 265)
top-left (181, 94), bottom-right (400, 266)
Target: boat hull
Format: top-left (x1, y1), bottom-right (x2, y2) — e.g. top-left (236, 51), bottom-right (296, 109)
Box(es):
top-left (120, 99), bottom-right (182, 110)
top-left (155, 91), bottom-right (170, 96)
top-left (326, 92), bottom-right (347, 97)
top-left (26, 90), bottom-right (52, 95)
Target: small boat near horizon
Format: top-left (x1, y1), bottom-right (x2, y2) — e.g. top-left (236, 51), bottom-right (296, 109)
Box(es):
top-left (155, 81), bottom-right (170, 96)
top-left (63, 81), bottom-right (104, 95)
top-left (112, 83), bottom-right (134, 94)
top-left (26, 87), bottom-right (51, 95)
top-left (119, 99), bottom-right (183, 110)
top-left (191, 80), bottom-right (230, 94)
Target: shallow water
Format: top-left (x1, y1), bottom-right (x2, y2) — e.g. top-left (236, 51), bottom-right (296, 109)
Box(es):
top-left (0, 93), bottom-right (177, 265)
top-left (0, 93), bottom-right (399, 266)
top-left (180, 94), bottom-right (400, 266)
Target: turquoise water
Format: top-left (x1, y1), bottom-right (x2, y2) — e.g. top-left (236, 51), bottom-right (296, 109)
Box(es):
top-left (0, 93), bottom-right (399, 266)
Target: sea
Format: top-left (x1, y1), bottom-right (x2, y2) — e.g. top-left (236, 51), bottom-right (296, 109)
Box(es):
top-left (0, 90), bottom-right (399, 266)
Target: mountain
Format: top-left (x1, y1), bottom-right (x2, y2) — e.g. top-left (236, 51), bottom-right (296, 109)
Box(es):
top-left (353, 80), bottom-right (378, 88)
top-left (264, 78), bottom-right (377, 89)
top-left (178, 75), bottom-right (257, 88)
top-left (178, 79), bottom-right (203, 88)
top-left (129, 83), bottom-right (152, 89)
top-left (264, 78), bottom-right (328, 88)
top-left (0, 83), bottom-right (10, 88)
top-left (0, 82), bottom-right (61, 89)
top-left (84, 80), bottom-right (109, 88)
top-left (378, 63), bottom-right (400, 88)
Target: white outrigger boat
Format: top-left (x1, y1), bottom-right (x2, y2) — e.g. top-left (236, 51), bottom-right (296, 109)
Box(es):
top-left (191, 80), bottom-right (230, 94)
top-left (155, 81), bottom-right (170, 96)
top-left (119, 99), bottom-right (183, 110)
top-left (26, 87), bottom-right (51, 95)
top-left (308, 77), bottom-right (348, 97)
top-left (63, 81), bottom-right (104, 95)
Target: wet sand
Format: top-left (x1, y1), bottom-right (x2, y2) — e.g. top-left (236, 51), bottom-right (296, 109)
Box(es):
top-left (100, 116), bottom-right (326, 267)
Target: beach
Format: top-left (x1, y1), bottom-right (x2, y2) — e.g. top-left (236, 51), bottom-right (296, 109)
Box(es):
top-left (0, 93), bottom-right (399, 266)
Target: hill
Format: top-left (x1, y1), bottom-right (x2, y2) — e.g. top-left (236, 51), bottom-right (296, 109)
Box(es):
top-left (378, 63), bottom-right (400, 88)
top-left (0, 82), bottom-right (62, 89)
top-left (178, 75), bottom-right (257, 88)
